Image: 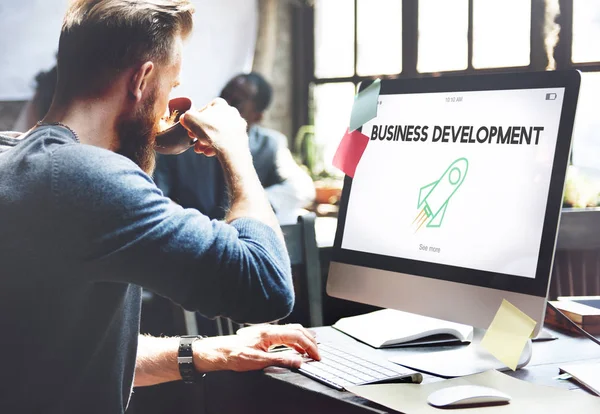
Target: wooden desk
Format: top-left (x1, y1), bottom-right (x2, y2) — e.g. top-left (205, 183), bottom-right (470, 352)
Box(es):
top-left (202, 326), bottom-right (600, 414)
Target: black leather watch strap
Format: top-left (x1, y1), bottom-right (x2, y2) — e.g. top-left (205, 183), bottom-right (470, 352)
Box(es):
top-left (178, 335), bottom-right (206, 384)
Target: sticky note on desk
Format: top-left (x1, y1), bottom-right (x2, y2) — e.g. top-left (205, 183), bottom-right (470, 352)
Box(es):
top-left (349, 79), bottom-right (381, 132)
top-left (332, 129), bottom-right (369, 178)
top-left (480, 299), bottom-right (537, 370)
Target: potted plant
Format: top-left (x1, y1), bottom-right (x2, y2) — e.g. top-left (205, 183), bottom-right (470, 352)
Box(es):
top-left (294, 125), bottom-right (343, 206)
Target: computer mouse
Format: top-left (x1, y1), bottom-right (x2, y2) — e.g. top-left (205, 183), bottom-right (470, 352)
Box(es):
top-left (427, 385), bottom-right (511, 408)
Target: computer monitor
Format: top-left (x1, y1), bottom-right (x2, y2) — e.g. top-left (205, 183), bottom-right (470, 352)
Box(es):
top-left (327, 71), bottom-right (580, 344)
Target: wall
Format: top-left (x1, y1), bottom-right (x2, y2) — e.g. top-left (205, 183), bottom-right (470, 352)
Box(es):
top-left (179, 0), bottom-right (257, 106)
top-left (0, 102), bottom-right (26, 131)
top-left (0, 0), bottom-right (67, 101)
top-left (0, 0), bottom-right (258, 129)
top-left (253, 0), bottom-right (294, 143)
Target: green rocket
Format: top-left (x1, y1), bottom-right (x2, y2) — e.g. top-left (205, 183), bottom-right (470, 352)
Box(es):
top-left (414, 158), bottom-right (468, 230)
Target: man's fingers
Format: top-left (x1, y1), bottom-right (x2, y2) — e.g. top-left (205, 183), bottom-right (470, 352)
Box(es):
top-left (193, 138), bottom-right (216, 156)
top-left (230, 348), bottom-right (303, 372)
top-left (209, 97), bottom-right (228, 107)
top-left (261, 350), bottom-right (303, 369)
top-left (291, 332), bottom-right (321, 361)
top-left (194, 146), bottom-right (216, 157)
top-left (237, 324), bottom-right (321, 361)
top-left (179, 111), bottom-right (206, 138)
top-left (271, 324), bottom-right (318, 355)
top-left (286, 342), bottom-right (314, 357)
top-left (203, 148), bottom-right (217, 157)
top-left (193, 137), bottom-right (212, 150)
top-left (269, 330), bottom-right (320, 361)
top-left (285, 324), bottom-right (318, 347)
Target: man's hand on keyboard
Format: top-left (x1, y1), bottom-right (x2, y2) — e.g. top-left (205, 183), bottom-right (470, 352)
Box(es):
top-left (192, 324), bottom-right (321, 373)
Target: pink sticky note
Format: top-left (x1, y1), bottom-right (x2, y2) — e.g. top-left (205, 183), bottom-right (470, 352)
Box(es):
top-left (332, 129), bottom-right (370, 178)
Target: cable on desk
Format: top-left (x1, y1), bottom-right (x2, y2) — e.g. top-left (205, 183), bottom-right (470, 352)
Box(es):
top-left (546, 302), bottom-right (600, 347)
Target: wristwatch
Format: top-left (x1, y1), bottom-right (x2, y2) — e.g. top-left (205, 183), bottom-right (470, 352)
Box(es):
top-left (178, 335), bottom-right (206, 384)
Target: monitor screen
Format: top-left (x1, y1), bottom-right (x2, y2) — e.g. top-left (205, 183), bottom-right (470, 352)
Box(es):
top-left (332, 71), bottom-right (580, 299)
top-left (341, 87), bottom-right (565, 280)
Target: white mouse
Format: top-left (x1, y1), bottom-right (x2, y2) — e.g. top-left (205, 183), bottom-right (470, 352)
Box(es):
top-left (427, 385), bottom-right (511, 408)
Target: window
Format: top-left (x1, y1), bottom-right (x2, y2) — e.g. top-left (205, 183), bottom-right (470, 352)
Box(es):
top-left (314, 0), bottom-right (354, 79)
top-left (357, 0), bottom-right (403, 76)
top-left (571, 72), bottom-right (600, 171)
top-left (306, 1), bottom-right (593, 178)
top-left (572, 0), bottom-right (600, 63)
top-left (313, 0), bottom-right (405, 176)
top-left (568, 1), bottom-right (600, 173)
top-left (311, 83), bottom-right (356, 174)
top-left (418, 0), bottom-right (468, 73)
top-left (472, 0), bottom-right (531, 69)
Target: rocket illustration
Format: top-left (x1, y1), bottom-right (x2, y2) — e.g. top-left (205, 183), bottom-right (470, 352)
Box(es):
top-left (413, 158), bottom-right (468, 232)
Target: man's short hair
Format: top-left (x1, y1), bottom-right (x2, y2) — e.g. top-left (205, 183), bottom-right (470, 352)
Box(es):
top-left (57, 0), bottom-right (195, 98)
top-left (241, 72), bottom-right (273, 113)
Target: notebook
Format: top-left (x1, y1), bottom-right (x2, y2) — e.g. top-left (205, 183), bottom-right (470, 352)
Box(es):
top-left (560, 362), bottom-right (600, 396)
top-left (333, 309), bottom-right (473, 349)
top-left (558, 296), bottom-right (600, 310)
top-left (547, 298), bottom-right (600, 334)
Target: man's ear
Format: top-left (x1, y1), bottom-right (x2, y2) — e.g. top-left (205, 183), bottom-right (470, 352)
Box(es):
top-left (129, 61), bottom-right (154, 102)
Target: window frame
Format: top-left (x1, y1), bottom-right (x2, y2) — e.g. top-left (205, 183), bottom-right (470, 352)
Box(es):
top-left (294, 0), bottom-right (600, 157)
top-left (311, 0), bottom-right (541, 88)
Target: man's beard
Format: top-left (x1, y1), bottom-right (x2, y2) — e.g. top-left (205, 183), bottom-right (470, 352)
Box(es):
top-left (116, 91), bottom-right (159, 175)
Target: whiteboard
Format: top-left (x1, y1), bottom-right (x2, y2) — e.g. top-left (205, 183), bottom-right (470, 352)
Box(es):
top-left (0, 0), bottom-right (257, 103)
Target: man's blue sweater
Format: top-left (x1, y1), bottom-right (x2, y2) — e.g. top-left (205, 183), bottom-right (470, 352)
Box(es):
top-left (0, 125), bottom-right (293, 413)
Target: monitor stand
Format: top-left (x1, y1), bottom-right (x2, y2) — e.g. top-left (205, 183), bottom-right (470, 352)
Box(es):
top-left (389, 328), bottom-right (532, 378)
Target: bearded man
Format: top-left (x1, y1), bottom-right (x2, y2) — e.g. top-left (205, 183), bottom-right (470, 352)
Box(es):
top-left (0, 1), bottom-right (318, 413)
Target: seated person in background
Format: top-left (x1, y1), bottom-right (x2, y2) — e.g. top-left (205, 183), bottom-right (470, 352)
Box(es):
top-left (154, 72), bottom-right (315, 224)
top-left (0, 1), bottom-right (318, 413)
top-left (12, 64), bottom-right (57, 132)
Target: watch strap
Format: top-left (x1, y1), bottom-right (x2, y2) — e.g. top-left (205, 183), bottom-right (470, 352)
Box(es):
top-left (178, 335), bottom-right (206, 384)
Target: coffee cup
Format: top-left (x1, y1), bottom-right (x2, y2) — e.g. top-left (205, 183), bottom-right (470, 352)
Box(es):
top-left (155, 97), bottom-right (197, 155)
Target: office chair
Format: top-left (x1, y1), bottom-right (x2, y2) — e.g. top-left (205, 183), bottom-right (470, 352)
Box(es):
top-left (280, 212), bottom-right (324, 327)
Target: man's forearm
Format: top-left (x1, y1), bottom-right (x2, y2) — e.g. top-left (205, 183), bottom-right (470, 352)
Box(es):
top-left (220, 150), bottom-right (283, 240)
top-left (134, 335), bottom-right (180, 387)
top-left (178, 99), bottom-right (283, 239)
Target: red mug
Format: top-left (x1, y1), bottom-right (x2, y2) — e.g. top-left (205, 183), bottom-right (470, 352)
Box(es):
top-left (155, 97), bottom-right (197, 155)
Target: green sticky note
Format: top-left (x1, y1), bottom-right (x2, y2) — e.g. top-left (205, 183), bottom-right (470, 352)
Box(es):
top-left (349, 79), bottom-right (381, 132)
top-left (480, 299), bottom-right (537, 371)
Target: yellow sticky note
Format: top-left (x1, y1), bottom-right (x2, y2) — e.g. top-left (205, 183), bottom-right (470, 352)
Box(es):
top-left (480, 299), bottom-right (537, 371)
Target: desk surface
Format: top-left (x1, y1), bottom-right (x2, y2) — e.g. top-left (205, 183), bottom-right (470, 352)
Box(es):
top-left (203, 326), bottom-right (600, 414)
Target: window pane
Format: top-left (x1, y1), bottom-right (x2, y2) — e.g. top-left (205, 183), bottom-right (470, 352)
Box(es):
top-left (312, 82), bottom-right (356, 175)
top-left (472, 0), bottom-right (530, 69)
top-left (572, 0), bottom-right (600, 63)
top-left (572, 72), bottom-right (600, 173)
top-left (357, 0), bottom-right (402, 76)
top-left (315, 0), bottom-right (355, 78)
top-left (418, 0), bottom-right (468, 73)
